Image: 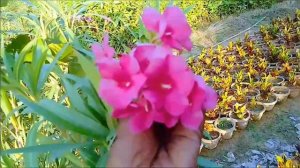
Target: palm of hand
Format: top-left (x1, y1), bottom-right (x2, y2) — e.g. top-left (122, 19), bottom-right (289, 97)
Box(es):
top-left (107, 120), bottom-right (202, 167)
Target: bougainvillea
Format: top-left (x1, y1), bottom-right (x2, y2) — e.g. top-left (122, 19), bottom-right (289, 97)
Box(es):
top-left (92, 6), bottom-right (217, 133)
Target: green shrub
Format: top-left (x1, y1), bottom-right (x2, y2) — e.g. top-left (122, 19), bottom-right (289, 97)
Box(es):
top-left (2, 0), bottom-right (278, 53)
top-left (74, 0), bottom-right (278, 53)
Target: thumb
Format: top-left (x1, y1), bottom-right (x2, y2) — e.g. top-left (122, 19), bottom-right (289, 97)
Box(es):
top-left (166, 123), bottom-right (203, 167)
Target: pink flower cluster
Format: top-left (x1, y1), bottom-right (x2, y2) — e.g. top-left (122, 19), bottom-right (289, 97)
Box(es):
top-left (92, 7), bottom-right (217, 133)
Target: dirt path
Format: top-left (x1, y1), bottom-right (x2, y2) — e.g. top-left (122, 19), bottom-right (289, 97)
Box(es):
top-left (200, 96), bottom-right (300, 167)
top-left (184, 0), bottom-right (300, 58)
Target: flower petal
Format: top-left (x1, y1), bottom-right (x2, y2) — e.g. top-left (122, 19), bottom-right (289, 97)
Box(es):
top-left (120, 55), bottom-right (140, 74)
top-left (142, 8), bottom-right (161, 32)
top-left (100, 79), bottom-right (133, 109)
top-left (165, 91), bottom-right (188, 116)
top-left (130, 112), bottom-right (154, 133)
top-left (112, 109), bottom-right (133, 118)
top-left (180, 109), bottom-right (204, 130)
top-left (203, 86), bottom-right (218, 111)
top-left (154, 110), bottom-right (178, 128)
top-left (97, 60), bottom-right (120, 78)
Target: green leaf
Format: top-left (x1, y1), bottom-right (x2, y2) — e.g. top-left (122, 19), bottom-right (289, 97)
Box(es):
top-left (14, 38), bottom-right (36, 81)
top-left (76, 52), bottom-right (100, 91)
top-left (32, 39), bottom-right (49, 96)
top-left (0, 0), bottom-right (8, 7)
top-left (5, 34), bottom-right (31, 53)
top-left (167, 0), bottom-right (175, 7)
top-left (197, 156), bottom-right (222, 168)
top-left (64, 74), bottom-right (108, 120)
top-left (64, 153), bottom-right (86, 167)
top-left (79, 144), bottom-right (100, 167)
top-left (37, 44), bottom-right (69, 91)
top-left (1, 156), bottom-right (15, 167)
top-left (48, 43), bottom-right (74, 61)
top-left (61, 77), bottom-right (93, 119)
top-left (0, 143), bottom-right (88, 156)
top-left (17, 95), bottom-right (109, 139)
top-left (183, 5), bottom-right (195, 14)
top-left (24, 121), bottom-right (43, 167)
top-left (96, 151), bottom-right (109, 167)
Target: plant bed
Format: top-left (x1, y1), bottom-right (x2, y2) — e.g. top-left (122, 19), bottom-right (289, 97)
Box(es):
top-left (214, 118), bottom-right (236, 140)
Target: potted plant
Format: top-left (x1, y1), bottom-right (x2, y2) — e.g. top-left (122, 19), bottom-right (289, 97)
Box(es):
top-left (271, 85), bottom-right (290, 102)
top-left (257, 76), bottom-right (278, 111)
top-left (237, 46), bottom-right (247, 60)
top-left (202, 124), bottom-right (221, 150)
top-left (283, 26), bottom-right (293, 45)
top-left (234, 85), bottom-right (248, 106)
top-left (227, 41), bottom-right (235, 53)
top-left (214, 117), bottom-right (236, 140)
top-left (247, 99), bottom-right (266, 121)
top-left (257, 58), bottom-right (268, 73)
top-left (269, 76), bottom-right (285, 86)
top-left (229, 104), bottom-right (251, 129)
top-left (267, 43), bottom-right (280, 65)
top-left (218, 92), bottom-right (235, 117)
top-left (278, 46), bottom-right (290, 63)
top-left (246, 88), bottom-right (260, 100)
top-left (281, 62), bottom-right (293, 76)
top-left (286, 71), bottom-right (300, 98)
top-left (205, 108), bottom-right (220, 124)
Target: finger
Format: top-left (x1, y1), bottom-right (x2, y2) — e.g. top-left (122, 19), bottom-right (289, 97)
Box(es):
top-left (107, 119), bottom-right (159, 167)
top-left (165, 123), bottom-right (203, 167)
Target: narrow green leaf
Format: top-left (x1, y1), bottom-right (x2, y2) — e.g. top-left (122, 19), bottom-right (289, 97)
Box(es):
top-left (61, 78), bottom-right (93, 119)
top-left (14, 38), bottom-right (36, 81)
top-left (24, 121), bottom-right (43, 167)
top-left (32, 39), bottom-right (49, 96)
top-left (1, 156), bottom-right (15, 167)
top-left (76, 52), bottom-right (100, 91)
top-left (0, 143), bottom-right (88, 156)
top-left (96, 151), bottom-right (109, 167)
top-left (167, 0), bottom-right (175, 7)
top-left (37, 44), bottom-right (69, 91)
top-left (64, 153), bottom-right (86, 167)
top-left (64, 74), bottom-right (108, 125)
top-left (17, 95), bottom-right (109, 139)
top-left (79, 144), bottom-right (100, 167)
top-left (183, 5), bottom-right (195, 14)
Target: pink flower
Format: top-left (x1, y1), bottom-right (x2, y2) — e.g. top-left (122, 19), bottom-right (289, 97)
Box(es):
top-left (180, 76), bottom-right (217, 130)
top-left (194, 76), bottom-right (218, 111)
top-left (154, 109), bottom-right (178, 128)
top-left (99, 55), bottom-right (146, 109)
top-left (112, 96), bottom-right (156, 133)
top-left (94, 7), bottom-right (218, 133)
top-left (142, 7), bottom-right (192, 51)
top-left (91, 33), bottom-right (115, 63)
top-left (143, 55), bottom-right (195, 116)
top-left (131, 44), bottom-right (171, 72)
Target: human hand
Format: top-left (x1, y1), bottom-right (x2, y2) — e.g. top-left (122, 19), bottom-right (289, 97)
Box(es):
top-left (107, 119), bottom-right (203, 167)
